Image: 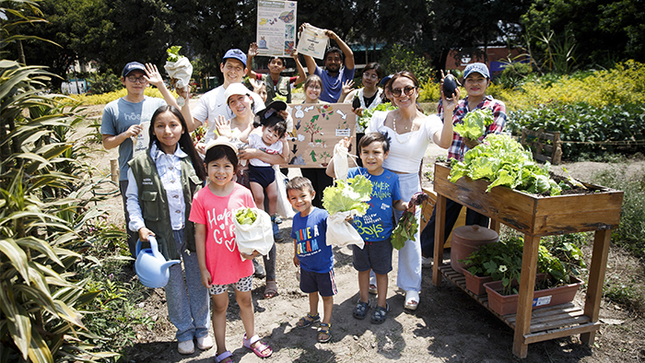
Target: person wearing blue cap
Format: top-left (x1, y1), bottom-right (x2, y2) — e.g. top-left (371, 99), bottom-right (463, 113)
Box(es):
top-left (192, 49), bottom-right (266, 144)
top-left (101, 61), bottom-right (193, 258)
top-left (420, 62), bottom-right (507, 265)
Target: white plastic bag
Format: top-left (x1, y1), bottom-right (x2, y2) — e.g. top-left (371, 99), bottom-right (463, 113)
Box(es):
top-left (326, 210), bottom-right (365, 249)
top-left (233, 208), bottom-right (275, 261)
top-left (332, 142), bottom-right (350, 180)
top-left (273, 166), bottom-right (295, 218)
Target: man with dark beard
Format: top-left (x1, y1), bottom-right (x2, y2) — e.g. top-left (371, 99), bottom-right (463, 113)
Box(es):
top-left (300, 23), bottom-right (355, 103)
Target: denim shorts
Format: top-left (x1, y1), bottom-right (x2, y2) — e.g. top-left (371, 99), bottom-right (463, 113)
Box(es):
top-left (299, 268), bottom-right (337, 297)
top-left (352, 237), bottom-right (393, 275)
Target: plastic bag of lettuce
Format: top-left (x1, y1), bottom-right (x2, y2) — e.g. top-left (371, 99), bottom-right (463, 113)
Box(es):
top-left (449, 134), bottom-right (563, 196)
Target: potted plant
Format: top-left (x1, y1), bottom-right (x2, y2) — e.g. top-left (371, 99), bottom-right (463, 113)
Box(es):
top-left (473, 235), bottom-right (586, 316)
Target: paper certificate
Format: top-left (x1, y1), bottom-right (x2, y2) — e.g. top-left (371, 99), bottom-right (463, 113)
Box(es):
top-left (256, 0), bottom-right (298, 56)
top-left (296, 24), bottom-right (329, 60)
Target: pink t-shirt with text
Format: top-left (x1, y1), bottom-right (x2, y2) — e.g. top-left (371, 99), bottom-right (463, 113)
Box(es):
top-left (189, 183), bottom-right (256, 285)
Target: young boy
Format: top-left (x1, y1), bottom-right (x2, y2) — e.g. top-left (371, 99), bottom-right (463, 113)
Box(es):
top-left (286, 177), bottom-right (335, 343)
top-left (326, 132), bottom-right (407, 324)
top-left (239, 101), bottom-right (289, 224)
top-left (247, 43), bottom-right (306, 103)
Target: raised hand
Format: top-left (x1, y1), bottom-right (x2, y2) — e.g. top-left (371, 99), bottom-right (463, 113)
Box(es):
top-left (248, 42), bottom-right (259, 58)
top-left (144, 63), bottom-right (164, 88)
top-left (215, 115), bottom-right (232, 138)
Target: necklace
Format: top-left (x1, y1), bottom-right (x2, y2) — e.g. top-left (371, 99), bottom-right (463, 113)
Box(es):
top-left (391, 112), bottom-right (413, 144)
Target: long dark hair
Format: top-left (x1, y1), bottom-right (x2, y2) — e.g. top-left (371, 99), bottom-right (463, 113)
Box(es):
top-left (148, 105), bottom-right (207, 180)
top-left (363, 62), bottom-right (383, 80)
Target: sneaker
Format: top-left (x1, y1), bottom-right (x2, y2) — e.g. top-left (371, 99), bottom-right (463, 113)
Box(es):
top-left (271, 214), bottom-right (283, 224)
top-left (273, 231), bottom-right (284, 242)
top-left (196, 335), bottom-right (213, 350)
top-left (421, 255), bottom-right (432, 269)
top-left (178, 339), bottom-right (195, 355)
top-left (253, 259), bottom-right (266, 278)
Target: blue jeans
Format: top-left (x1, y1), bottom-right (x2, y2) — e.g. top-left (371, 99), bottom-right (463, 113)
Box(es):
top-left (165, 229), bottom-right (211, 342)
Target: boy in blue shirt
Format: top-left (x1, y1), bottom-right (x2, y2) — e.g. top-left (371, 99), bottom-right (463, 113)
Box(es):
top-left (287, 177), bottom-right (336, 343)
top-left (326, 132), bottom-right (407, 324)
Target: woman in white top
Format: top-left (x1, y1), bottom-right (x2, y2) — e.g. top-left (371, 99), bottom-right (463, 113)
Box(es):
top-left (214, 83), bottom-right (282, 299)
top-left (366, 70), bottom-right (455, 310)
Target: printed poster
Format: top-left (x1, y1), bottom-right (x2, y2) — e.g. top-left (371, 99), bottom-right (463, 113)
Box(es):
top-left (296, 24), bottom-right (329, 60)
top-left (284, 103), bottom-right (356, 168)
top-left (132, 121), bottom-right (150, 157)
top-left (256, 0), bottom-right (297, 56)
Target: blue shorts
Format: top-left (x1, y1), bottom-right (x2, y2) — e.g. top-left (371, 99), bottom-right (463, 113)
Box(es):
top-left (299, 268), bottom-right (337, 297)
top-left (248, 165), bottom-right (275, 189)
top-left (352, 237), bottom-right (393, 275)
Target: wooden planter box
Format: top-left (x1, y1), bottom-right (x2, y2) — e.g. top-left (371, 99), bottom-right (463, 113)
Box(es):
top-left (433, 163), bottom-right (623, 236)
top-left (484, 275), bottom-right (584, 316)
top-left (463, 269), bottom-right (494, 296)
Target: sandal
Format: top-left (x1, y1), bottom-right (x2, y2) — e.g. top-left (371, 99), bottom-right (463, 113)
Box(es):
top-left (215, 350), bottom-right (233, 363)
top-left (317, 323), bottom-right (332, 343)
top-left (404, 290), bottom-right (420, 311)
top-left (271, 214), bottom-right (283, 224)
top-left (371, 303), bottom-right (389, 324)
top-left (243, 334), bottom-right (272, 358)
top-left (263, 280), bottom-right (277, 299)
top-left (352, 300), bottom-right (370, 320)
top-left (296, 313), bottom-right (320, 328)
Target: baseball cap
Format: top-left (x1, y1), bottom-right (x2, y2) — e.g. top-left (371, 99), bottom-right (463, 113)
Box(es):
top-left (222, 49), bottom-right (247, 67)
top-left (205, 137), bottom-right (238, 154)
top-left (224, 83), bottom-right (251, 104)
top-left (122, 62), bottom-right (146, 78)
top-left (463, 63), bottom-right (490, 80)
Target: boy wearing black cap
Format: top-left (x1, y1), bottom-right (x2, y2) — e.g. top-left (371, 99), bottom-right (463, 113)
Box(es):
top-left (101, 61), bottom-right (190, 257)
top-left (420, 62), bottom-right (507, 265)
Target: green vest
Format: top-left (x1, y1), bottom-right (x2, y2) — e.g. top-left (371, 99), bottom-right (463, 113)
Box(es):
top-left (263, 74), bottom-right (291, 103)
top-left (128, 150), bottom-right (203, 260)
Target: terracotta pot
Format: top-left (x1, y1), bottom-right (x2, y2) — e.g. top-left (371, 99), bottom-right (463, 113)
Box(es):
top-left (484, 275), bottom-right (583, 316)
top-left (463, 269), bottom-right (494, 296)
top-left (450, 225), bottom-right (499, 274)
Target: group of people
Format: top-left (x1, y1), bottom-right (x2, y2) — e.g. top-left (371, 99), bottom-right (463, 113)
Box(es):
top-left (100, 23), bottom-right (506, 362)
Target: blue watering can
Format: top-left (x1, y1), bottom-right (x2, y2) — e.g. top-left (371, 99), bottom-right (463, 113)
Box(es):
top-left (135, 236), bottom-right (181, 288)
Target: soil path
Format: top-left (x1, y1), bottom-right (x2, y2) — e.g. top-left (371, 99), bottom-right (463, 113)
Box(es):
top-left (79, 101), bottom-right (644, 363)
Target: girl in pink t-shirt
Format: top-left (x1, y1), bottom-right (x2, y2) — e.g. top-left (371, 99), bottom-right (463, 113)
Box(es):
top-left (189, 139), bottom-right (272, 362)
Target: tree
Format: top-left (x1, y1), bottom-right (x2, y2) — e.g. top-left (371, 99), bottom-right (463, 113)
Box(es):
top-left (521, 0), bottom-right (645, 68)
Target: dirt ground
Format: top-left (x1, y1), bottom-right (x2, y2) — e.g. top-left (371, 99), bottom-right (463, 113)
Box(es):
top-left (79, 102), bottom-right (645, 363)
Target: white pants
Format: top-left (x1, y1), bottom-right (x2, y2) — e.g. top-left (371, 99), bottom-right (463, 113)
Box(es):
top-left (394, 172), bottom-right (422, 292)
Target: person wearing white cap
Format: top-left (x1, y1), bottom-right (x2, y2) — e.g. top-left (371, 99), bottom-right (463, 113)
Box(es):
top-left (192, 49), bottom-right (266, 144)
top-left (420, 62), bottom-right (507, 268)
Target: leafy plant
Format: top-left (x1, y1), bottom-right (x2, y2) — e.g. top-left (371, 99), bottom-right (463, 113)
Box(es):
top-left (357, 102), bottom-right (397, 130)
top-left (453, 108), bottom-right (494, 140)
top-left (449, 134), bottom-right (563, 195)
top-left (86, 70), bottom-right (122, 95)
top-left (0, 51), bottom-right (117, 363)
top-left (322, 175), bottom-right (373, 216)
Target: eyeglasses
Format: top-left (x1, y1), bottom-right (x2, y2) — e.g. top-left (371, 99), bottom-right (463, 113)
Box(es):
top-left (391, 86), bottom-right (416, 97)
top-left (126, 76), bottom-right (147, 84)
top-left (363, 73), bottom-right (379, 80)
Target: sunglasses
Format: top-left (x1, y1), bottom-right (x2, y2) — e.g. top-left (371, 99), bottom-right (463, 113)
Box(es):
top-left (391, 86), bottom-right (417, 97)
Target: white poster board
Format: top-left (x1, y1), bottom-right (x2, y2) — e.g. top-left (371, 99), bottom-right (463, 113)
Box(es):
top-left (296, 24), bottom-right (329, 60)
top-left (256, 0), bottom-right (297, 56)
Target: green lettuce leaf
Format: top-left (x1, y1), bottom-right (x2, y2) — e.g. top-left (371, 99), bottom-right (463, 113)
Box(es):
top-left (453, 108), bottom-right (494, 140)
top-left (235, 208), bottom-right (257, 225)
top-left (322, 175), bottom-right (373, 215)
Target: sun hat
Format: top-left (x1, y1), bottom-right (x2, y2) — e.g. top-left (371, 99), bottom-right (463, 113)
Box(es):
top-left (122, 61), bottom-right (146, 77)
top-left (256, 100), bottom-right (287, 121)
top-left (224, 83), bottom-right (252, 104)
top-left (463, 63), bottom-right (490, 80)
top-left (223, 48), bottom-right (247, 67)
top-left (205, 137), bottom-right (238, 154)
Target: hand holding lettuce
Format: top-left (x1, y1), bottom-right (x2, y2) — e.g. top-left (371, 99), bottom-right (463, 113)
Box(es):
top-left (233, 207), bottom-right (274, 261)
top-left (322, 175), bottom-right (373, 248)
top-left (390, 192), bottom-right (430, 250)
top-left (164, 46), bottom-right (193, 106)
top-left (453, 108), bottom-right (494, 142)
